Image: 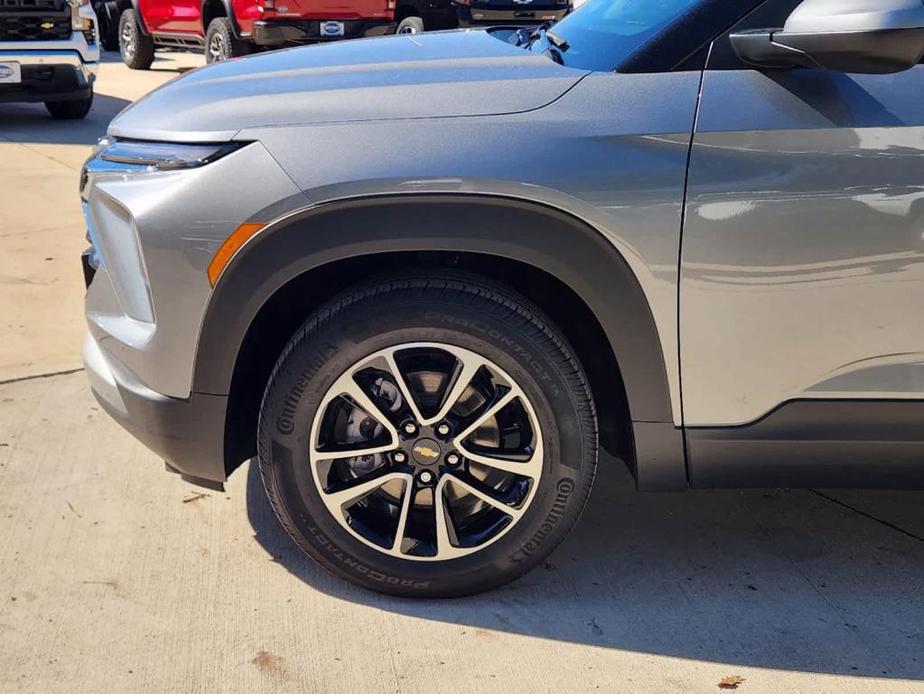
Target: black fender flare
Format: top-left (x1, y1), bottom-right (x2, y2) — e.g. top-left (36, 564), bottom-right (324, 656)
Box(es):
top-left (201, 0), bottom-right (244, 38)
top-left (128, 0), bottom-right (151, 35)
top-left (194, 194), bottom-right (686, 490)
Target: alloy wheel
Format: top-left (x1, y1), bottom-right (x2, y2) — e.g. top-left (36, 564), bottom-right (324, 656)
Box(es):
top-left (208, 33), bottom-right (226, 62)
top-left (308, 342), bottom-right (543, 561)
top-left (121, 22), bottom-right (134, 60)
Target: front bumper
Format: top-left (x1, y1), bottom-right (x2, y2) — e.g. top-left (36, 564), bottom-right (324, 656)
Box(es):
top-left (252, 19), bottom-right (394, 46)
top-left (454, 4), bottom-right (568, 26)
top-left (0, 49), bottom-right (98, 102)
top-left (80, 141), bottom-right (304, 487)
top-left (84, 333), bottom-right (230, 489)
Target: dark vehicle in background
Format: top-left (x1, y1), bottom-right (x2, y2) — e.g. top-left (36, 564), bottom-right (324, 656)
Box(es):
top-left (393, 0), bottom-right (570, 34)
top-left (451, 0), bottom-right (569, 32)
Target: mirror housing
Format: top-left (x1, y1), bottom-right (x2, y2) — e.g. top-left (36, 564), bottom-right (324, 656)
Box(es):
top-left (730, 0), bottom-right (924, 74)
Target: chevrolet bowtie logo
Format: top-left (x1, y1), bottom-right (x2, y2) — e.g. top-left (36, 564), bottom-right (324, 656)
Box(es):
top-left (413, 445), bottom-right (440, 460)
top-left (40, 21), bottom-right (55, 29)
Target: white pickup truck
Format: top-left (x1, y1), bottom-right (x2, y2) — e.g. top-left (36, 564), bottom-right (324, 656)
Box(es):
top-left (0, 0), bottom-right (100, 119)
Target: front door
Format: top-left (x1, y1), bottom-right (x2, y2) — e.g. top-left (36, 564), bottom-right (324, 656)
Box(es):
top-left (680, 0), bottom-right (924, 484)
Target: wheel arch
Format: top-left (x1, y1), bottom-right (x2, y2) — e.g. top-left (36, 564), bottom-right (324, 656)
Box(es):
top-left (127, 0), bottom-right (150, 35)
top-left (196, 195), bottom-right (687, 490)
top-left (395, 1), bottom-right (424, 21)
top-left (201, 0), bottom-right (243, 38)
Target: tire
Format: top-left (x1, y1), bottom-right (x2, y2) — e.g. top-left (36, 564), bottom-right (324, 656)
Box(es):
top-left (45, 87), bottom-right (94, 119)
top-left (257, 274), bottom-right (598, 597)
top-left (396, 16), bottom-right (425, 34)
top-left (205, 17), bottom-right (250, 63)
top-left (98, 0), bottom-right (121, 52)
top-left (119, 8), bottom-right (154, 70)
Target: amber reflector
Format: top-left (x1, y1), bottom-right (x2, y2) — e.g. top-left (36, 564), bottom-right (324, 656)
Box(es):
top-left (207, 222), bottom-right (264, 286)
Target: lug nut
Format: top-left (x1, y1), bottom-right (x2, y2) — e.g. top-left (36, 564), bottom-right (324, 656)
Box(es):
top-left (402, 421), bottom-right (418, 436)
top-left (393, 451), bottom-right (408, 464)
top-left (445, 452), bottom-right (461, 466)
top-left (418, 470), bottom-right (434, 485)
top-left (436, 422), bottom-right (451, 437)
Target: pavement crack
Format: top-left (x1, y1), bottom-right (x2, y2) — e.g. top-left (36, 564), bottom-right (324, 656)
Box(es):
top-left (810, 489), bottom-right (924, 543)
top-left (0, 368), bottom-right (85, 386)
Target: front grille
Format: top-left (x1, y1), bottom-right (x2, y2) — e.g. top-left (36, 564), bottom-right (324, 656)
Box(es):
top-left (0, 13), bottom-right (70, 40)
top-left (0, 0), bottom-right (65, 11)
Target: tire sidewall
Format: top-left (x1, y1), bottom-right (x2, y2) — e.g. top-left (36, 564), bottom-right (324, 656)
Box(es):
top-left (119, 9), bottom-right (153, 69)
top-left (259, 288), bottom-right (595, 596)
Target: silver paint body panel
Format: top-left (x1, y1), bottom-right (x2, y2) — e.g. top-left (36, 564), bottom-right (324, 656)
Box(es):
top-left (785, 0), bottom-right (924, 33)
top-left (83, 143), bottom-right (305, 398)
top-left (109, 30), bottom-right (590, 142)
top-left (681, 65), bottom-right (924, 426)
top-left (91, 49), bottom-right (701, 420)
top-left (85, 22), bottom-right (924, 441)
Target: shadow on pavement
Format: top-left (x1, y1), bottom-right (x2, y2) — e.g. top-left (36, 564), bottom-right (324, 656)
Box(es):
top-left (246, 454), bottom-right (924, 680)
top-left (99, 49), bottom-right (197, 73)
top-left (0, 92), bottom-right (131, 146)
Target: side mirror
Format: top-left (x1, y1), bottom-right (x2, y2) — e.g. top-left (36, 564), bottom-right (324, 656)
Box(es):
top-left (730, 0), bottom-right (924, 74)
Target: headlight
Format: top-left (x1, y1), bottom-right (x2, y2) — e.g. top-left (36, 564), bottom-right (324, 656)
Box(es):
top-left (98, 139), bottom-right (245, 171)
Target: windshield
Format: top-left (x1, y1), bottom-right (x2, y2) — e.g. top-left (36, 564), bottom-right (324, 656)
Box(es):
top-left (531, 0), bottom-right (703, 71)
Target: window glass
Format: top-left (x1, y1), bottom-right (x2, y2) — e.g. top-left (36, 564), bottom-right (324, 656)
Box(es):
top-left (542, 0), bottom-right (703, 71)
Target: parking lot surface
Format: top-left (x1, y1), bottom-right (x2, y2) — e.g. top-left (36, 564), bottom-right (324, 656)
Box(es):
top-left (1, 52), bottom-right (923, 694)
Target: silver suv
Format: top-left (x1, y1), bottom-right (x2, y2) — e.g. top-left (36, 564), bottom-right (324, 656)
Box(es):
top-left (80, 0), bottom-right (924, 596)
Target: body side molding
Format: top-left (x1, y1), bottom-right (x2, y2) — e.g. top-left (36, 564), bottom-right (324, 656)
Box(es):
top-left (687, 399), bottom-right (924, 489)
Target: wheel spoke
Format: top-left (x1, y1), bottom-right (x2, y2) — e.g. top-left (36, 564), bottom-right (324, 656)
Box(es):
top-left (424, 354), bottom-right (484, 426)
top-left (433, 478), bottom-right (464, 559)
top-left (326, 370), bottom-right (400, 440)
top-left (324, 472), bottom-right (409, 510)
top-left (455, 440), bottom-right (543, 479)
top-left (444, 474), bottom-right (524, 521)
top-left (312, 443), bottom-right (396, 462)
top-left (453, 390), bottom-right (517, 442)
top-left (390, 478), bottom-right (414, 554)
top-left (383, 350), bottom-right (427, 425)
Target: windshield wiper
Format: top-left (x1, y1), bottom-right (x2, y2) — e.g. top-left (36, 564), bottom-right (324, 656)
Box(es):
top-left (523, 23), bottom-right (569, 64)
top-left (546, 30), bottom-right (569, 52)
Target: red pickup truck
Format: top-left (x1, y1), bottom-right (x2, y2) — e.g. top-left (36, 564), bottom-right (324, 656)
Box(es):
top-left (101, 0), bottom-right (456, 68)
top-left (95, 0), bottom-right (567, 69)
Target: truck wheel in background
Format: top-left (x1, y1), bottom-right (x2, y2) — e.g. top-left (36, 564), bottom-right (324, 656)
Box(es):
top-left (396, 16), bottom-right (425, 33)
top-left (98, 0), bottom-right (122, 51)
top-left (45, 87), bottom-right (94, 120)
top-left (205, 17), bottom-right (250, 63)
top-left (119, 9), bottom-right (155, 70)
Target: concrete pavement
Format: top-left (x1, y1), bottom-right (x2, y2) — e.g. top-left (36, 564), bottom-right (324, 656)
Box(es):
top-left (1, 52), bottom-right (923, 694)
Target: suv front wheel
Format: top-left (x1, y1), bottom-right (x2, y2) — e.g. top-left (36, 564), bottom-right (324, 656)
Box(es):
top-left (257, 275), bottom-right (598, 597)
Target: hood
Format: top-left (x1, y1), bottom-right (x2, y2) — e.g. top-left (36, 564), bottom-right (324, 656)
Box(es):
top-left (109, 30), bottom-right (588, 142)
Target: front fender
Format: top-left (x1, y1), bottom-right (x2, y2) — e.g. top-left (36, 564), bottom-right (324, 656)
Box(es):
top-left (193, 194), bottom-right (686, 490)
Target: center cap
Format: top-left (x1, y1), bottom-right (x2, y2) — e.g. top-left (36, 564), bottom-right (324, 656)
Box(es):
top-left (411, 438), bottom-right (442, 466)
